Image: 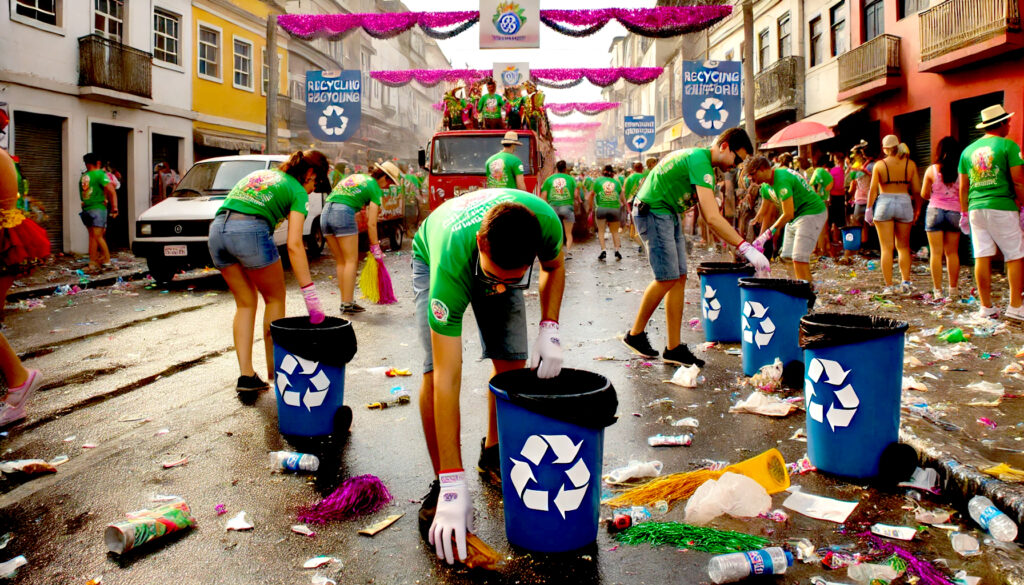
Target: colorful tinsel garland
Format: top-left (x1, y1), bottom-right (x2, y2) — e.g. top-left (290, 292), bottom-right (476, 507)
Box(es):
top-left (615, 522), bottom-right (771, 554)
top-left (369, 67), bottom-right (662, 89)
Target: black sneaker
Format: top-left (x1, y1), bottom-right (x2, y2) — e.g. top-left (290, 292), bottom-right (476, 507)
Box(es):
top-left (622, 331), bottom-right (659, 358)
top-left (598, 250), bottom-right (607, 261)
top-left (614, 250), bottom-right (622, 261)
top-left (417, 479), bottom-right (440, 542)
top-left (477, 437), bottom-right (502, 487)
top-left (236, 374), bottom-right (269, 392)
top-left (341, 302), bottom-right (366, 314)
top-left (662, 344), bottom-right (705, 367)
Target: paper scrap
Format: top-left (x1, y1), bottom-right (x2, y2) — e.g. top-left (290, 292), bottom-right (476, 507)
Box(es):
top-left (291, 524), bottom-right (316, 537)
top-left (870, 523), bottom-right (917, 541)
top-left (358, 513), bottom-right (404, 536)
top-left (899, 467), bottom-right (940, 493)
top-left (0, 556), bottom-right (26, 579)
top-left (226, 511), bottom-right (254, 531)
top-left (782, 486), bottom-right (859, 523)
top-left (303, 556), bottom-right (339, 569)
top-left (729, 392), bottom-right (796, 417)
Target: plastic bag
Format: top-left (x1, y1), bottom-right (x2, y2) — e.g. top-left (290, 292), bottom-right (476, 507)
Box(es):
top-left (683, 472), bottom-right (771, 525)
top-left (667, 364), bottom-right (700, 388)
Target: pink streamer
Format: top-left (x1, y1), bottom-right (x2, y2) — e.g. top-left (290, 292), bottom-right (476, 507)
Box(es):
top-left (546, 102), bottom-right (621, 116)
top-left (297, 474), bottom-right (393, 524)
top-left (376, 259), bottom-right (397, 305)
top-left (370, 67), bottom-right (662, 89)
top-left (550, 122), bottom-right (601, 131)
top-left (857, 533), bottom-right (956, 585)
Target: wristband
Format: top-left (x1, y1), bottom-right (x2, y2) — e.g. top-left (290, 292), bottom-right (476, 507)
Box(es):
top-left (439, 468), bottom-right (464, 475)
top-left (540, 320), bottom-right (558, 326)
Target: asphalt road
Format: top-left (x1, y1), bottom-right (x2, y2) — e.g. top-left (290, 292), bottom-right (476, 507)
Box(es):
top-left (0, 238), bottom-right (1020, 584)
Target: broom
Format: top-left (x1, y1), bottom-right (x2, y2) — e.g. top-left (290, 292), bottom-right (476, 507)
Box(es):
top-left (358, 254), bottom-right (397, 305)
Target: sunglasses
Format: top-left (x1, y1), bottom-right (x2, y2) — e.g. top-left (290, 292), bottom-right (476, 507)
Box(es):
top-left (474, 255), bottom-right (532, 290)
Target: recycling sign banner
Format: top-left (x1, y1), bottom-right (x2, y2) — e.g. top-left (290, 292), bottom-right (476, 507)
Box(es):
top-left (480, 0), bottom-right (540, 49)
top-left (306, 70), bottom-right (361, 143)
top-left (806, 358), bottom-right (859, 431)
top-left (493, 62), bottom-right (530, 88)
top-left (682, 60), bottom-right (741, 137)
top-left (624, 115), bottom-right (655, 153)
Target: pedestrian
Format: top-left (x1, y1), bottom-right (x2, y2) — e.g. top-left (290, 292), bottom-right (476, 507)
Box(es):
top-left (847, 145), bottom-right (874, 257)
top-left (589, 165), bottom-right (626, 261)
top-left (623, 161), bottom-right (646, 246)
top-left (539, 160), bottom-right (578, 253)
top-left (207, 149), bottom-right (329, 394)
top-left (485, 131), bottom-right (527, 190)
top-left (747, 156), bottom-right (829, 281)
top-left (959, 104), bottom-right (1024, 320)
top-left (922, 136), bottom-right (966, 301)
top-left (623, 128), bottom-right (769, 365)
top-left (809, 154), bottom-right (835, 257)
top-left (828, 152), bottom-right (849, 259)
top-left (329, 161), bottom-right (347, 188)
top-left (412, 188), bottom-right (565, 565)
top-left (476, 79), bottom-right (505, 130)
top-left (79, 152), bottom-right (118, 272)
top-left (867, 134), bottom-right (921, 295)
top-left (321, 161), bottom-right (401, 314)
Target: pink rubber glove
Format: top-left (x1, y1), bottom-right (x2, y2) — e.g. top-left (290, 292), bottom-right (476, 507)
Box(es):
top-left (369, 243), bottom-right (385, 261)
top-left (739, 241), bottom-right (771, 274)
top-left (301, 283), bottom-right (325, 324)
top-left (960, 214), bottom-right (971, 235)
top-left (751, 228), bottom-right (773, 253)
top-left (864, 206), bottom-right (874, 226)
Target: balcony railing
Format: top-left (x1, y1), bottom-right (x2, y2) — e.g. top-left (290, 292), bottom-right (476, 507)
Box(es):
top-left (78, 34), bottom-right (152, 99)
top-left (920, 0), bottom-right (1021, 62)
top-left (838, 34), bottom-right (900, 93)
top-left (754, 56), bottom-right (802, 115)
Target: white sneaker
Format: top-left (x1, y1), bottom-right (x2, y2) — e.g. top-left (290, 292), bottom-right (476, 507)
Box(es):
top-left (1005, 305), bottom-right (1024, 322)
top-left (975, 305), bottom-right (1001, 320)
top-left (931, 288), bottom-right (945, 300)
top-left (899, 281), bottom-right (915, 295)
top-left (881, 286), bottom-right (896, 296)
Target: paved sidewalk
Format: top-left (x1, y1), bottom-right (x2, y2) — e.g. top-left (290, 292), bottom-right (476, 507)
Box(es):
top-left (7, 251), bottom-right (149, 302)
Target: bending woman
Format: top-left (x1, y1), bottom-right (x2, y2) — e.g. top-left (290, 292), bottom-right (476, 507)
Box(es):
top-left (867, 135), bottom-right (921, 295)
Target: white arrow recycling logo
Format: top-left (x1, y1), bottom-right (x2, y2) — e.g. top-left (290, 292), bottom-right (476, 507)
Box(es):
top-left (509, 435), bottom-right (590, 519)
top-left (806, 358), bottom-right (859, 431)
top-left (318, 105), bottom-right (349, 136)
top-left (696, 98), bottom-right (728, 130)
top-left (276, 354), bottom-right (331, 411)
top-left (702, 285), bottom-right (722, 322)
top-left (631, 134), bottom-right (648, 150)
top-left (741, 301), bottom-right (775, 348)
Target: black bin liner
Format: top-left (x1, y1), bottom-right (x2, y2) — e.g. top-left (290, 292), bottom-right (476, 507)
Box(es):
top-left (799, 312), bottom-right (909, 350)
top-left (696, 262), bottom-right (756, 276)
top-left (737, 277), bottom-right (817, 309)
top-left (269, 316), bottom-right (357, 368)
top-left (490, 368), bottom-right (618, 430)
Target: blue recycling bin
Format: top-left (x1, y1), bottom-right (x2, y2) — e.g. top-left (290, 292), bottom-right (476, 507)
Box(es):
top-left (697, 262), bottom-right (756, 343)
top-left (738, 278), bottom-right (816, 376)
top-left (490, 368), bottom-right (618, 553)
top-left (270, 316), bottom-right (356, 437)
top-left (841, 226), bottom-right (861, 251)
top-left (800, 313), bottom-right (908, 478)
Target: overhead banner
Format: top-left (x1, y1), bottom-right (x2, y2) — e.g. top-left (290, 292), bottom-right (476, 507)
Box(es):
top-left (480, 0), bottom-right (540, 49)
top-left (493, 62), bottom-right (530, 88)
top-left (624, 115), bottom-right (655, 153)
top-left (682, 60), bottom-right (741, 137)
top-left (306, 70), bottom-right (361, 142)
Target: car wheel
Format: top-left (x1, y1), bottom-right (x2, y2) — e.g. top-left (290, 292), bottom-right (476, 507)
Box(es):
top-left (147, 260), bottom-right (177, 285)
top-left (388, 224), bottom-right (403, 251)
top-left (305, 219), bottom-right (325, 259)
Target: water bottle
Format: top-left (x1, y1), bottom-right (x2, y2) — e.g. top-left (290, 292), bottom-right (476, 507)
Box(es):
top-left (968, 495), bottom-right (1018, 542)
top-left (707, 547), bottom-right (792, 584)
top-left (269, 451), bottom-right (320, 472)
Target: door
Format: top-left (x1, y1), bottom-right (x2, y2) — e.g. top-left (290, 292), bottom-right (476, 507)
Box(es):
top-left (864, 0), bottom-right (884, 42)
top-left (12, 111), bottom-right (64, 251)
top-left (91, 123), bottom-right (130, 249)
top-left (894, 109), bottom-right (931, 172)
top-left (952, 92), bottom-right (1004, 148)
top-left (152, 133), bottom-right (181, 206)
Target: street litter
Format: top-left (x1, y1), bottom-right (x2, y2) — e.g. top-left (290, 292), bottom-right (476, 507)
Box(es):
top-left (786, 538), bottom-right (817, 562)
top-left (603, 460), bottom-right (664, 484)
top-left (291, 524), bottom-right (316, 537)
top-left (782, 486), bottom-right (858, 523)
top-left (0, 459), bottom-right (56, 475)
top-left (665, 364), bottom-right (700, 387)
top-left (303, 556), bottom-right (340, 569)
top-left (214, 504), bottom-right (227, 515)
top-left (902, 376), bottom-right (928, 392)
top-left (154, 428), bottom-right (170, 436)
top-left (0, 534), bottom-right (10, 550)
top-left (847, 554), bottom-right (907, 584)
top-left (787, 455), bottom-right (816, 475)
top-left (458, 533), bottom-right (505, 571)
top-left (648, 434), bottom-right (692, 447)
top-left (728, 392), bottom-right (796, 417)
top-left (81, 443), bottom-right (97, 449)
top-left (162, 456), bottom-right (188, 469)
top-left (614, 522), bottom-right (769, 554)
top-left (964, 380), bottom-right (1004, 395)
top-left (899, 467), bottom-right (940, 494)
top-left (747, 359), bottom-right (783, 392)
top-left (671, 417), bottom-right (700, 428)
top-left (270, 451), bottom-right (320, 473)
top-left (297, 474), bottom-right (392, 524)
top-left (684, 472), bottom-right (770, 525)
top-left (870, 523), bottom-right (917, 541)
top-left (311, 574), bottom-right (336, 585)
top-left (977, 417), bottom-right (997, 429)
top-left (105, 500), bottom-right (196, 554)
top-left (358, 513), bottom-right (404, 536)
top-left (646, 397), bottom-right (674, 407)
top-left (708, 547), bottom-right (791, 583)
top-left (384, 368), bottom-right (410, 377)
top-left (982, 462), bottom-right (1024, 482)
top-left (914, 507), bottom-right (952, 524)
top-left (0, 556), bottom-right (26, 579)
top-left (954, 571), bottom-right (981, 585)
top-left (225, 511), bottom-right (254, 531)
top-left (151, 494), bottom-right (180, 503)
top-left (949, 532), bottom-right (981, 557)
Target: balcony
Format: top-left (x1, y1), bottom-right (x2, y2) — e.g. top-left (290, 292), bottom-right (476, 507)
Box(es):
top-left (754, 56), bottom-right (803, 120)
top-left (837, 34), bottom-right (901, 101)
top-left (919, 0), bottom-right (1023, 73)
top-left (78, 34), bottom-right (152, 106)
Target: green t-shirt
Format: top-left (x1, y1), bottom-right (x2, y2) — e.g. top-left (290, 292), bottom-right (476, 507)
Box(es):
top-left (809, 167), bottom-right (834, 201)
top-left (219, 169), bottom-right (309, 227)
top-left (404, 173), bottom-right (422, 195)
top-left (759, 168), bottom-right (827, 218)
top-left (477, 93), bottom-right (506, 119)
top-left (583, 176), bottom-right (594, 193)
top-left (636, 148), bottom-right (715, 215)
top-left (326, 173), bottom-right (382, 211)
top-left (623, 173), bottom-right (644, 202)
top-left (485, 152), bottom-right (525, 189)
top-left (959, 135), bottom-right (1024, 211)
top-left (412, 189), bottom-right (563, 337)
top-left (593, 177), bottom-right (622, 209)
top-left (541, 173), bottom-right (577, 207)
top-left (80, 169), bottom-right (109, 211)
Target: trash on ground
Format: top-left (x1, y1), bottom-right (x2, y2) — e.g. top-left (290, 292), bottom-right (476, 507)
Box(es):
top-left (707, 547), bottom-right (791, 583)
top-left (162, 456), bottom-right (188, 469)
top-left (291, 524), bottom-right (316, 537)
top-left (671, 417), bottom-right (699, 428)
top-left (968, 495), bottom-right (1018, 541)
top-left (0, 459), bottom-right (56, 476)
top-left (270, 451), bottom-right (320, 473)
top-left (297, 474), bottom-right (393, 524)
top-left (357, 513), bottom-right (403, 536)
top-left (225, 511), bottom-right (254, 531)
top-left (684, 472), bottom-right (770, 525)
top-left (105, 500), bottom-right (196, 554)
top-left (747, 359), bottom-right (783, 392)
top-left (787, 538), bottom-right (818, 563)
top-left (914, 507), bottom-right (952, 525)
top-left (647, 397), bottom-right (674, 407)
top-left (0, 556), bottom-right (26, 579)
top-left (604, 460), bottom-right (664, 484)
top-left (461, 532), bottom-right (505, 571)
top-left (728, 392), bottom-right (796, 417)
top-left (902, 376), bottom-right (928, 392)
top-left (303, 556), bottom-right (340, 569)
top-left (614, 522), bottom-right (769, 554)
top-left (898, 467), bottom-right (940, 493)
top-left (782, 486), bottom-right (858, 523)
top-left (666, 364), bottom-right (701, 388)
top-left (982, 463), bottom-right (1024, 482)
top-left (964, 380), bottom-right (1005, 395)
top-left (648, 434), bottom-right (692, 447)
top-left (384, 368), bottom-right (411, 377)
top-left (869, 523), bottom-right (917, 541)
top-left (949, 532), bottom-right (981, 557)
top-left (787, 454), bottom-right (816, 475)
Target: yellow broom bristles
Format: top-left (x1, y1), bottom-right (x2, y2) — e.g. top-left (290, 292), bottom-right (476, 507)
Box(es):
top-left (359, 255), bottom-right (381, 304)
top-left (602, 469), bottom-right (722, 508)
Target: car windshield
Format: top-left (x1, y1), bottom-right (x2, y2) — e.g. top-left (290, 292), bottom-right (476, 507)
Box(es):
top-left (431, 135), bottom-right (533, 175)
top-left (173, 160), bottom-right (270, 196)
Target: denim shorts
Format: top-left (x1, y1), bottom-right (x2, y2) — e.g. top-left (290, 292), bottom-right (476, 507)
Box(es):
top-left (780, 211), bottom-right (828, 263)
top-left (321, 202), bottom-right (359, 237)
top-left (874, 193), bottom-right (914, 223)
top-left (208, 211), bottom-right (280, 270)
top-left (80, 208), bottom-right (107, 229)
top-left (851, 203), bottom-right (867, 222)
top-left (633, 208), bottom-right (686, 281)
top-left (595, 207), bottom-right (621, 222)
top-left (924, 207), bottom-right (961, 232)
top-left (412, 257), bottom-right (528, 374)
top-left (554, 205), bottom-right (575, 223)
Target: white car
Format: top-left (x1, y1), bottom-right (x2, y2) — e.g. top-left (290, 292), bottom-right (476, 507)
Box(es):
top-left (132, 155), bottom-right (325, 283)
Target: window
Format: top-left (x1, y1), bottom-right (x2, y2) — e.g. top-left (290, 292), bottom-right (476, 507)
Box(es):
top-left (94, 0), bottom-right (123, 42)
top-left (758, 28), bottom-right (770, 71)
top-left (777, 13), bottom-right (792, 59)
top-left (830, 2), bottom-right (848, 57)
top-left (14, 0), bottom-right (59, 26)
top-left (197, 24), bottom-right (221, 81)
top-left (233, 37), bottom-right (254, 91)
top-left (809, 16), bottom-right (824, 66)
top-left (153, 9), bottom-right (180, 65)
top-left (864, 0), bottom-right (885, 42)
top-left (899, 0), bottom-right (929, 19)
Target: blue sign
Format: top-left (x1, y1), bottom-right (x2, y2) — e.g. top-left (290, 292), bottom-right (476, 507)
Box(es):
top-left (624, 115), bottom-right (655, 153)
top-left (595, 139), bottom-right (617, 159)
top-left (682, 61), bottom-right (741, 137)
top-left (306, 70), bottom-right (361, 142)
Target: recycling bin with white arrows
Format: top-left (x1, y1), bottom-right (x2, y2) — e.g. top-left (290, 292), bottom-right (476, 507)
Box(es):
top-left (270, 317), bottom-right (357, 438)
top-left (696, 262), bottom-right (756, 343)
top-left (841, 226), bottom-right (862, 252)
top-left (738, 278), bottom-right (816, 377)
top-left (489, 368), bottom-right (618, 553)
top-left (799, 313), bottom-right (908, 478)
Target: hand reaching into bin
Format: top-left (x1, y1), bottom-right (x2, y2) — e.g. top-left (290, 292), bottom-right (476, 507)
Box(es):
top-left (738, 242), bottom-right (770, 275)
top-left (531, 320), bottom-right (563, 379)
top-left (300, 283), bottom-right (326, 324)
top-left (429, 470), bottom-right (473, 564)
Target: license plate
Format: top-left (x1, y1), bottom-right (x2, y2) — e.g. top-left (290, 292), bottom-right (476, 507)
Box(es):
top-left (163, 245), bottom-right (187, 257)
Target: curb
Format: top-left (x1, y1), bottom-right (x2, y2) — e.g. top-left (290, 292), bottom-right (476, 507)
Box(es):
top-left (8, 269), bottom-right (149, 302)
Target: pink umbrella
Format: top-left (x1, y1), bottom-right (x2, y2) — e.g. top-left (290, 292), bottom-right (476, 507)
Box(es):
top-left (761, 121), bottom-right (835, 149)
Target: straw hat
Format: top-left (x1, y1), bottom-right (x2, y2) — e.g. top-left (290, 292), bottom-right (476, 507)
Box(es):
top-left (374, 161), bottom-right (402, 184)
top-left (882, 134), bottom-right (900, 149)
top-left (501, 131), bottom-right (522, 146)
top-left (976, 104), bottom-right (1014, 129)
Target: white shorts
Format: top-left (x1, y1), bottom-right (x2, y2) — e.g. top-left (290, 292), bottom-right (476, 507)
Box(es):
top-left (781, 211), bottom-right (828, 263)
top-left (969, 208), bottom-right (1024, 261)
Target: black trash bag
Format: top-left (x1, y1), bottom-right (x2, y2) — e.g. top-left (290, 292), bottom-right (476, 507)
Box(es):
top-left (737, 277), bottom-right (816, 309)
top-left (695, 262), bottom-right (756, 276)
top-left (799, 313), bottom-right (908, 350)
top-left (490, 368), bottom-right (618, 430)
top-left (270, 316), bottom-right (357, 368)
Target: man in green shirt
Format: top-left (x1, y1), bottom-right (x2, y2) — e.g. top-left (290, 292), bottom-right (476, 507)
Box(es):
top-left (622, 162), bottom-right (646, 204)
top-left (958, 104), bottom-right (1024, 320)
top-left (477, 79), bottom-right (506, 130)
top-left (485, 131), bottom-right (527, 190)
top-left (624, 128), bottom-right (768, 366)
top-left (539, 159), bottom-right (579, 252)
top-left (79, 152), bottom-right (118, 272)
top-left (588, 165), bottom-right (626, 261)
top-left (411, 188), bottom-right (565, 565)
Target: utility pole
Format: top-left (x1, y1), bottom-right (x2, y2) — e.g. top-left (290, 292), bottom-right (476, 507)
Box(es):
top-left (742, 0), bottom-right (757, 148)
top-left (265, 8), bottom-right (279, 154)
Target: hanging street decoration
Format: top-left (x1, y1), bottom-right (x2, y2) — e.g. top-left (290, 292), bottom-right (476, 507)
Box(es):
top-left (480, 0), bottom-right (540, 49)
top-left (370, 67), bottom-right (662, 89)
top-left (550, 122), bottom-right (601, 131)
top-left (624, 115), bottom-right (656, 153)
top-left (547, 102), bottom-right (621, 116)
top-left (682, 60), bottom-right (742, 137)
top-left (305, 70), bottom-right (361, 142)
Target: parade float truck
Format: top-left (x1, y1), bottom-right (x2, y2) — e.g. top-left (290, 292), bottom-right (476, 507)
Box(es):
top-left (417, 128), bottom-right (554, 210)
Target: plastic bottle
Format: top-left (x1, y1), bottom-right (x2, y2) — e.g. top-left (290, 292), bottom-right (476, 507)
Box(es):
top-left (847, 562), bottom-right (899, 584)
top-left (968, 495), bottom-right (1018, 542)
top-left (647, 434), bottom-right (693, 447)
top-left (707, 547), bottom-right (792, 584)
top-left (269, 451), bottom-right (320, 472)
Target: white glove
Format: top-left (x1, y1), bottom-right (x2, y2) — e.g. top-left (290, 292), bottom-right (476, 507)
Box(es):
top-left (751, 228), bottom-right (772, 253)
top-left (960, 214), bottom-right (971, 235)
top-left (429, 471), bottom-right (473, 565)
top-left (531, 320), bottom-right (563, 379)
top-left (739, 241), bottom-right (771, 275)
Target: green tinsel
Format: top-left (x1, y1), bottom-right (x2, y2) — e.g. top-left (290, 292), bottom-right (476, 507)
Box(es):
top-left (614, 522), bottom-right (771, 554)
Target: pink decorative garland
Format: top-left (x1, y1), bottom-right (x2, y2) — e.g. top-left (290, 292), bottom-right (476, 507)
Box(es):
top-left (369, 67), bottom-right (662, 89)
top-left (547, 102), bottom-right (621, 116)
top-left (551, 122), bottom-right (601, 132)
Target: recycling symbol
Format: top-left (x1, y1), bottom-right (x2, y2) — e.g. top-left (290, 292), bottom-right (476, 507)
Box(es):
top-left (318, 105), bottom-right (348, 136)
top-left (741, 301), bottom-right (774, 348)
top-left (702, 284), bottom-right (722, 322)
top-left (631, 134), bottom-right (648, 150)
top-left (276, 354), bottom-right (331, 411)
top-left (806, 358), bottom-right (859, 431)
top-left (696, 98), bottom-right (729, 130)
top-left (509, 435), bottom-right (590, 519)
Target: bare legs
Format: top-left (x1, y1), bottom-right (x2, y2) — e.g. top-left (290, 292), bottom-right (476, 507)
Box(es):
top-left (218, 260), bottom-right (287, 381)
top-left (875, 220), bottom-right (896, 286)
top-left (325, 234), bottom-right (359, 303)
top-left (927, 230), bottom-right (961, 293)
top-left (562, 220), bottom-right (574, 251)
top-left (629, 276), bottom-right (686, 349)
